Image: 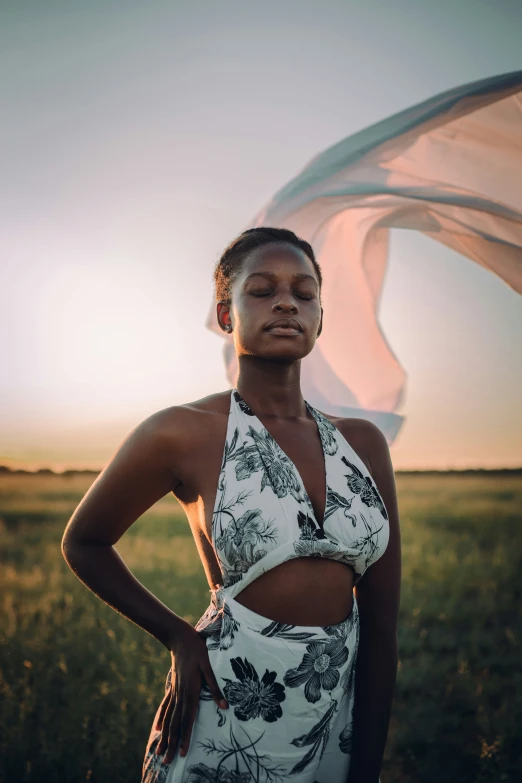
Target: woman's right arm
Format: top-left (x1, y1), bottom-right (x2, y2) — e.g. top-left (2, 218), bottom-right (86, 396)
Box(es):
top-left (61, 408), bottom-right (228, 761)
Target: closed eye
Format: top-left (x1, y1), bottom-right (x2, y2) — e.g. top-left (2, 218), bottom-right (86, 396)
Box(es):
top-left (250, 290), bottom-right (315, 300)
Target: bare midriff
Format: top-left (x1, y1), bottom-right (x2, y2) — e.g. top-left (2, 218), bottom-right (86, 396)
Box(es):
top-left (233, 558), bottom-right (355, 627)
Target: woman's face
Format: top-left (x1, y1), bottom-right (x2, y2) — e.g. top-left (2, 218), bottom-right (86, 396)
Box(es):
top-left (218, 241), bottom-right (323, 363)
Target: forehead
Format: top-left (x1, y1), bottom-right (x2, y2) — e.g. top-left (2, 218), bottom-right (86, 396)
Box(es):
top-left (239, 241), bottom-right (318, 284)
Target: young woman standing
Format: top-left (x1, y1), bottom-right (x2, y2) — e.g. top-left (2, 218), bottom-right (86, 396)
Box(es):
top-left (62, 227), bottom-right (401, 783)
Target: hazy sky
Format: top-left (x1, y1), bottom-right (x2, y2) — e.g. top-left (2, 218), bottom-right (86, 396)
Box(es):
top-left (1, 0), bottom-right (521, 470)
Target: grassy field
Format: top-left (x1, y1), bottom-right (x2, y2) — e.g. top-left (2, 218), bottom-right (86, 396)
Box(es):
top-left (1, 471), bottom-right (521, 782)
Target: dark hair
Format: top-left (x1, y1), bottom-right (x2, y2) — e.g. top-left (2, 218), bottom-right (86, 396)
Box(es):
top-left (214, 227), bottom-right (322, 303)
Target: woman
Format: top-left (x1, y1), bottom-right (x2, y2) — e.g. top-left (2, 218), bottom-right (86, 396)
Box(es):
top-left (62, 226), bottom-right (401, 783)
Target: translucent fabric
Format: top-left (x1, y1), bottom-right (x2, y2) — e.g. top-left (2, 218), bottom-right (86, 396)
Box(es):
top-left (206, 71), bottom-right (522, 444)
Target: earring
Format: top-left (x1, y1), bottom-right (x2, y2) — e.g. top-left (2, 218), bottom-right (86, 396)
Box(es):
top-left (225, 324), bottom-right (232, 333)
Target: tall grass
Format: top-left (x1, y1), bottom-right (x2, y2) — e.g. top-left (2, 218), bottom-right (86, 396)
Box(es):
top-left (0, 473), bottom-right (520, 782)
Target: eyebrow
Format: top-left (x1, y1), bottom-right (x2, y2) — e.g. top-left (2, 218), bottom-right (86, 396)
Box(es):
top-left (244, 271), bottom-right (318, 285)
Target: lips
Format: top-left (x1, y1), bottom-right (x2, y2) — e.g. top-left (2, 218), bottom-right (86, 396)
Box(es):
top-left (265, 318), bottom-right (303, 333)
top-left (265, 318), bottom-right (303, 335)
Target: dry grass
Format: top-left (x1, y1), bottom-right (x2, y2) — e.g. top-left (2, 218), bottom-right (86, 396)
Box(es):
top-left (1, 472), bottom-right (521, 782)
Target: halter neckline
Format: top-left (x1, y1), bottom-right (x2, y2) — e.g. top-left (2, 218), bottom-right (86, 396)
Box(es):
top-left (232, 388), bottom-right (328, 528)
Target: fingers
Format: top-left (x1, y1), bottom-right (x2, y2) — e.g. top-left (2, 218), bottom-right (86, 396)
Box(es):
top-left (156, 698), bottom-right (175, 757)
top-left (155, 650), bottom-right (227, 765)
top-left (154, 687), bottom-right (171, 732)
top-left (201, 658), bottom-right (228, 710)
top-left (156, 673), bottom-right (176, 756)
top-left (178, 698), bottom-right (199, 757)
top-left (163, 701), bottom-right (182, 764)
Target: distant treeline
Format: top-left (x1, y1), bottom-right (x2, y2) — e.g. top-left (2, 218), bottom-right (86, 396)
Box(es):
top-left (0, 466), bottom-right (99, 476)
top-left (1, 465), bottom-right (521, 477)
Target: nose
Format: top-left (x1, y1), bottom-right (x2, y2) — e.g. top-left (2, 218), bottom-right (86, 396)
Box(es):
top-left (272, 295), bottom-right (298, 314)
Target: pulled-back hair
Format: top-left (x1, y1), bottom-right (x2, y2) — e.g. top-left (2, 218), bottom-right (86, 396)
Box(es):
top-left (214, 227), bottom-right (322, 303)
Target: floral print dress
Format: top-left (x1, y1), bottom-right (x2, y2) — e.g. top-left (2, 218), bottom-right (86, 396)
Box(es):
top-left (142, 389), bottom-right (389, 783)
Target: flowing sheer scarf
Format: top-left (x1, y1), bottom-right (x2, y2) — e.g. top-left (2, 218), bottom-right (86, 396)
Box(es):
top-left (206, 71), bottom-right (522, 444)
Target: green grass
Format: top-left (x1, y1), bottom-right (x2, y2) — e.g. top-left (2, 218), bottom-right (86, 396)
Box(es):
top-left (1, 472), bottom-right (521, 782)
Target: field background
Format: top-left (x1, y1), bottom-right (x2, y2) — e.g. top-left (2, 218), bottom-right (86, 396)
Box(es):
top-left (1, 471), bottom-right (521, 783)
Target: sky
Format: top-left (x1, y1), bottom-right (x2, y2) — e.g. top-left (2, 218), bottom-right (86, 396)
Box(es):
top-left (1, 0), bottom-right (521, 471)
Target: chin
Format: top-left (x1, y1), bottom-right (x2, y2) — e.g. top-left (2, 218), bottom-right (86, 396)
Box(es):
top-left (255, 343), bottom-right (315, 363)
top-left (238, 331), bottom-right (316, 361)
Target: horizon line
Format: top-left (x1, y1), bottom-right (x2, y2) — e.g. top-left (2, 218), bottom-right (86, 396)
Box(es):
top-left (1, 464), bottom-right (521, 477)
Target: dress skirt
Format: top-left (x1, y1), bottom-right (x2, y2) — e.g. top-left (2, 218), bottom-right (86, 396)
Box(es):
top-left (142, 588), bottom-right (360, 783)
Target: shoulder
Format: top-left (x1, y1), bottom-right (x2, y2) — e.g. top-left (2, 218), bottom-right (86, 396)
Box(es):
top-left (160, 390), bottom-right (232, 426)
top-left (125, 390), bottom-right (232, 456)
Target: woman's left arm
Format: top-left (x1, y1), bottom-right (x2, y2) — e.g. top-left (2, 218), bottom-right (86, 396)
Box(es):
top-left (347, 421), bottom-right (402, 783)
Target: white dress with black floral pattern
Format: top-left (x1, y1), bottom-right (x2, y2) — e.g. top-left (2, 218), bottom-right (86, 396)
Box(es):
top-left (142, 389), bottom-right (389, 783)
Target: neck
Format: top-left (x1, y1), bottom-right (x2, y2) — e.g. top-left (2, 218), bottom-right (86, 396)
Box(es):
top-left (235, 357), bottom-right (307, 419)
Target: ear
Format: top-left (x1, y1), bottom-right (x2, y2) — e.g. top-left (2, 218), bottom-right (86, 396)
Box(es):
top-left (216, 301), bottom-right (232, 332)
top-left (316, 307), bottom-right (323, 338)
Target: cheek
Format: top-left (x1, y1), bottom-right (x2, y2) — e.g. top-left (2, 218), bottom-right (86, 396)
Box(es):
top-left (233, 299), bottom-right (266, 327)
top-left (231, 301), bottom-right (273, 349)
